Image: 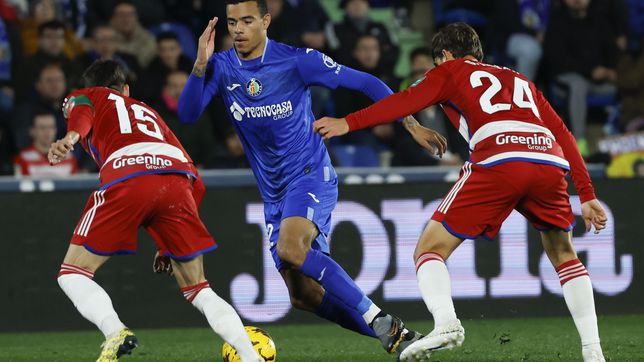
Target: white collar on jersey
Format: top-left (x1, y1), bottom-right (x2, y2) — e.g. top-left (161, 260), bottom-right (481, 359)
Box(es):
top-left (234, 38), bottom-right (270, 66)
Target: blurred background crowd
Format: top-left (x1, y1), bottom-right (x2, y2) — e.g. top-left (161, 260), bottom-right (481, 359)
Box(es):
top-left (0, 0), bottom-right (642, 178)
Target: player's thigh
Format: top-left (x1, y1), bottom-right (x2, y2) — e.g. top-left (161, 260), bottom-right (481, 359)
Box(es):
top-left (147, 174), bottom-right (217, 260)
top-left (516, 164), bottom-right (575, 233)
top-left (279, 267), bottom-right (324, 311)
top-left (278, 179), bottom-right (337, 254)
top-left (171, 255), bottom-right (206, 288)
top-left (71, 184), bottom-right (147, 256)
top-left (415, 220), bottom-right (464, 261)
top-left (62, 244), bottom-right (110, 273)
top-left (432, 162), bottom-right (522, 240)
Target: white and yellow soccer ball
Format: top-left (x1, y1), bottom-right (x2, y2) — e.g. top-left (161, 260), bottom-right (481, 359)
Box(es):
top-left (222, 326), bottom-right (276, 361)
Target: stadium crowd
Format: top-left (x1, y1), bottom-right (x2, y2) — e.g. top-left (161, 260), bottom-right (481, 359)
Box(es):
top-left (0, 0), bottom-right (641, 177)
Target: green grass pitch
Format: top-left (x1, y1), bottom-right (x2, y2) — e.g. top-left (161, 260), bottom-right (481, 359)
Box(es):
top-left (1, 315), bottom-right (641, 361)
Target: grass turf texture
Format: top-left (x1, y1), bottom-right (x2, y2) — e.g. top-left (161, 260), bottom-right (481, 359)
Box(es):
top-left (1, 315), bottom-right (641, 361)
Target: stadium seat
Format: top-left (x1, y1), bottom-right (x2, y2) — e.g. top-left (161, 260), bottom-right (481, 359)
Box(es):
top-left (149, 22), bottom-right (197, 61)
top-left (331, 144), bottom-right (380, 167)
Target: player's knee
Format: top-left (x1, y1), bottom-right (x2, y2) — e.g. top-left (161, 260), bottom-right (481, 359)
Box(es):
top-left (276, 238), bottom-right (308, 267)
top-left (547, 248), bottom-right (577, 267)
top-left (414, 240), bottom-right (449, 262)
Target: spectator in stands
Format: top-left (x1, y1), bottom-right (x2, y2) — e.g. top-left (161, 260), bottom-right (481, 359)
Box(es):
top-left (210, 127), bottom-right (250, 169)
top-left (154, 70), bottom-right (215, 168)
top-left (19, 0), bottom-right (84, 59)
top-left (544, 0), bottom-right (618, 156)
top-left (489, 0), bottom-right (549, 80)
top-left (297, 0), bottom-right (331, 51)
top-left (0, 16), bottom-right (20, 116)
top-left (334, 34), bottom-right (397, 150)
top-left (399, 46), bottom-right (433, 89)
top-left (266, 0), bottom-right (301, 46)
top-left (87, 0), bottom-right (167, 29)
top-left (267, 0), bottom-right (330, 50)
top-left (13, 111), bottom-right (77, 177)
top-left (616, 44), bottom-right (644, 132)
top-left (110, 0), bottom-right (156, 67)
top-left (77, 24), bottom-right (141, 91)
top-left (142, 32), bottom-right (192, 102)
top-left (327, 0), bottom-right (400, 70)
top-left (15, 20), bottom-right (81, 97)
top-left (11, 63), bottom-right (66, 149)
top-left (589, 0), bottom-right (630, 53)
top-left (391, 47), bottom-right (465, 166)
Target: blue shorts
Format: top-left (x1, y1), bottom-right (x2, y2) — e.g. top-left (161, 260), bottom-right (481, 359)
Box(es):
top-left (264, 175), bottom-right (338, 271)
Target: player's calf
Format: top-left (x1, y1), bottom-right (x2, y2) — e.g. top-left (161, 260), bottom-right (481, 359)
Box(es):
top-left (57, 263), bottom-right (127, 339)
top-left (180, 280), bottom-right (262, 362)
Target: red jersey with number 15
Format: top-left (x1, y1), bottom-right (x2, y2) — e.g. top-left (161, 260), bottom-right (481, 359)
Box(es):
top-left (346, 58), bottom-right (596, 203)
top-left (62, 87), bottom-right (196, 189)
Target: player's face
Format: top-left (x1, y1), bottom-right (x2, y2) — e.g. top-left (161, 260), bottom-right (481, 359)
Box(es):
top-left (226, 2), bottom-right (270, 57)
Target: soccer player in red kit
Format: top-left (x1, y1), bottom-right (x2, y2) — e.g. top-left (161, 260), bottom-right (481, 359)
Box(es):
top-left (314, 23), bottom-right (608, 362)
top-left (49, 60), bottom-right (262, 362)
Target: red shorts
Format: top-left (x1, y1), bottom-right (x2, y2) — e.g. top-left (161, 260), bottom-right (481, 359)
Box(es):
top-left (71, 173), bottom-right (216, 259)
top-left (432, 161), bottom-right (575, 240)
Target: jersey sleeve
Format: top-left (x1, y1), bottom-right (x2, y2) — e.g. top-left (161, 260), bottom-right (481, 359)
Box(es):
top-left (295, 49), bottom-right (344, 89)
top-left (63, 91), bottom-right (95, 139)
top-left (536, 90), bottom-right (596, 203)
top-left (178, 57), bottom-right (220, 124)
top-left (345, 64), bottom-right (451, 131)
top-left (296, 49), bottom-right (397, 109)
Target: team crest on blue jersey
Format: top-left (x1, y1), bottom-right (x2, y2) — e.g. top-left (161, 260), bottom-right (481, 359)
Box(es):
top-left (246, 78), bottom-right (263, 97)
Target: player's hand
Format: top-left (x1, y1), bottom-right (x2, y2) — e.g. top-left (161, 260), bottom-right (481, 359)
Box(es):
top-left (581, 199), bottom-right (607, 234)
top-left (313, 117), bottom-right (350, 140)
top-left (195, 17), bottom-right (218, 71)
top-left (403, 116), bottom-right (447, 157)
top-left (48, 138), bottom-right (74, 165)
top-left (153, 251), bottom-right (173, 276)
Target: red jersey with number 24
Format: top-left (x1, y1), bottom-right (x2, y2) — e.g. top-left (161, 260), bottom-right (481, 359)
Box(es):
top-left (346, 59), bottom-right (596, 203)
top-left (62, 87), bottom-right (196, 189)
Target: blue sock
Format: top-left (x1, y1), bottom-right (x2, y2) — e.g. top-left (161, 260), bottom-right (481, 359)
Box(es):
top-left (300, 249), bottom-right (373, 315)
top-left (316, 291), bottom-right (377, 338)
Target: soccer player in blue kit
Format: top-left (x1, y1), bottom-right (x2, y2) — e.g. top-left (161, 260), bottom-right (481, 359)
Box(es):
top-left (179, 0), bottom-right (447, 355)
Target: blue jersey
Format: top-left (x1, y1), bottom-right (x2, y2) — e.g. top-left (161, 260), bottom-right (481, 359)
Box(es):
top-left (179, 40), bottom-right (393, 202)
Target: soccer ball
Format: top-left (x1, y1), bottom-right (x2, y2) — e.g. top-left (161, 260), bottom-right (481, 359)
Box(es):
top-left (221, 326), bottom-right (276, 361)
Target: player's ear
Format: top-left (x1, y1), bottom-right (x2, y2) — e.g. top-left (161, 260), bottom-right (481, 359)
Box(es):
top-left (442, 49), bottom-right (454, 61)
top-left (262, 13), bottom-right (271, 30)
top-left (123, 84), bottom-right (130, 97)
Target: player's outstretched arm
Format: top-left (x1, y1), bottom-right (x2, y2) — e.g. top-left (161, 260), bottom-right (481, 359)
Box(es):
top-left (313, 115), bottom-right (447, 157)
top-left (402, 116), bottom-right (447, 157)
top-left (581, 199), bottom-right (608, 234)
top-left (178, 17), bottom-right (219, 124)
